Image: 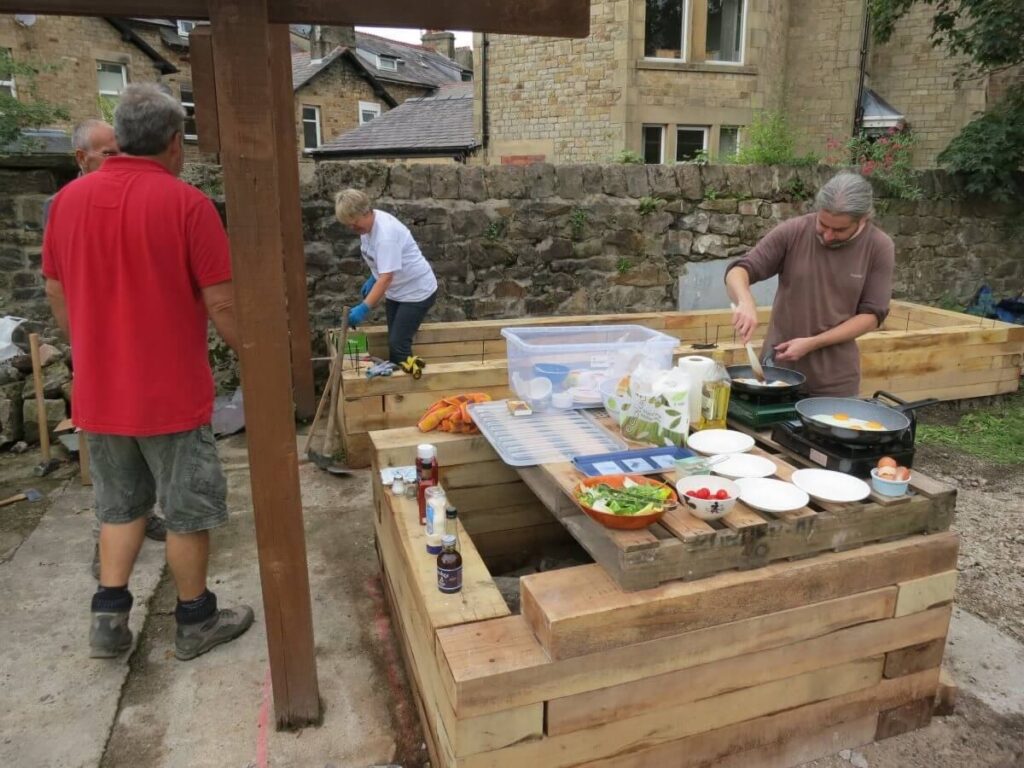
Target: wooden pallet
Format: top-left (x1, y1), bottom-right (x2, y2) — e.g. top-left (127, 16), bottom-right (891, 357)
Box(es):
top-left (518, 427), bottom-right (957, 591)
top-left (338, 301), bottom-right (1023, 467)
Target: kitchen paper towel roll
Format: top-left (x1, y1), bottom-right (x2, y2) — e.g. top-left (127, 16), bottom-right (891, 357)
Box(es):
top-left (676, 355), bottom-right (715, 424)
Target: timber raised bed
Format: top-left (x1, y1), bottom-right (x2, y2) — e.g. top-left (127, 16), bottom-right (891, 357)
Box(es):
top-left (370, 426), bottom-right (960, 768)
top-left (340, 301), bottom-right (1022, 467)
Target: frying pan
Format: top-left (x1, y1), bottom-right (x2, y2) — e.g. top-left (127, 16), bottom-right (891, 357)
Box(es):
top-left (795, 391), bottom-right (939, 446)
top-left (727, 365), bottom-right (806, 397)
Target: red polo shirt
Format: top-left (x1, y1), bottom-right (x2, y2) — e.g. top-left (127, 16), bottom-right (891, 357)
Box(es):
top-left (42, 156), bottom-right (232, 436)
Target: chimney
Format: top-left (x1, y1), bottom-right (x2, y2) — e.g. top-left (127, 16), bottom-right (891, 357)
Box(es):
top-left (421, 29), bottom-right (456, 60)
top-left (312, 24), bottom-right (356, 59)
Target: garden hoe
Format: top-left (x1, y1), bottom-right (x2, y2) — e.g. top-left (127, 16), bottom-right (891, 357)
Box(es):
top-left (304, 310), bottom-right (352, 476)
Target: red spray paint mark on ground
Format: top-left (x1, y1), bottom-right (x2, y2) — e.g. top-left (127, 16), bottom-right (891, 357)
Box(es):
top-left (364, 575), bottom-right (419, 747)
top-left (256, 666), bottom-right (272, 768)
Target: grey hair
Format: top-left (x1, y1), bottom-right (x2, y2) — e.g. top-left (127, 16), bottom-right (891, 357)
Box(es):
top-left (815, 172), bottom-right (874, 219)
top-left (335, 188), bottom-right (372, 222)
top-left (72, 119), bottom-right (112, 152)
top-left (113, 83), bottom-right (185, 156)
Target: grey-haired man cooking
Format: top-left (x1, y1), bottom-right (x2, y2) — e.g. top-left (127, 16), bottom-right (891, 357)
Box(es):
top-left (726, 172), bottom-right (895, 397)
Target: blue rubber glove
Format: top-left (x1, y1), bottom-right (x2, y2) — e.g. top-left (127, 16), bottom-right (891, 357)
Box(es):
top-left (347, 302), bottom-right (370, 328)
top-left (360, 275), bottom-right (377, 299)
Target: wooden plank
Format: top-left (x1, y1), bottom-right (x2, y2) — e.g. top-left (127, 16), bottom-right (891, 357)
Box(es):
top-left (459, 502), bottom-right (557, 536)
top-left (2, 0), bottom-right (593, 37)
top-left (572, 668), bottom-right (939, 768)
top-left (383, 490), bottom-right (510, 630)
top-left (875, 697), bottom-right (933, 740)
top-left (659, 505), bottom-right (717, 539)
top-left (438, 588), bottom-right (898, 718)
top-left (446, 481), bottom-right (543, 513)
top-left (469, 522), bottom-right (575, 570)
top-left (720, 501), bottom-right (770, 531)
top-left (371, 427), bottom-right (500, 468)
top-left (269, 23), bottom-right (315, 420)
top-left (444, 459), bottom-right (527, 490)
top-left (895, 570), bottom-right (957, 617)
top-left (884, 636), bottom-right (947, 679)
top-left (187, 26), bottom-right (220, 154)
top-left (546, 605), bottom-right (951, 735)
top-left (209, 0), bottom-right (319, 727)
top-left (456, 657), bottom-right (885, 768)
top-left (344, 358), bottom-right (510, 397)
top-left (519, 533), bottom-right (958, 660)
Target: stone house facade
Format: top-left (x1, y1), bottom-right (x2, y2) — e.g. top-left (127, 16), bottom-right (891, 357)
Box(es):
top-left (1, 15), bottom-right (468, 159)
top-left (474, 0), bottom-right (999, 167)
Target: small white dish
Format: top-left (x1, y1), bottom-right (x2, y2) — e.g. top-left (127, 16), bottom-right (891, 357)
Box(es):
top-left (551, 391), bottom-right (574, 409)
top-left (711, 453), bottom-right (776, 480)
top-left (791, 468), bottom-right (871, 504)
top-left (687, 429), bottom-right (755, 456)
top-left (736, 477), bottom-right (810, 514)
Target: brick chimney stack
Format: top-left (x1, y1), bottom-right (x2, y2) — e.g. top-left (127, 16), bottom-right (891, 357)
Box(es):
top-left (421, 29), bottom-right (456, 60)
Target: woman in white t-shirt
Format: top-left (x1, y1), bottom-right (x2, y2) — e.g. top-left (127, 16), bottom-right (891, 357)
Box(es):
top-left (335, 188), bottom-right (439, 367)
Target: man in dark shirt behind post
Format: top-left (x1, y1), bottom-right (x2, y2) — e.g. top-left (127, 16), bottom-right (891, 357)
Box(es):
top-left (42, 84), bottom-right (253, 660)
top-left (726, 172), bottom-right (895, 397)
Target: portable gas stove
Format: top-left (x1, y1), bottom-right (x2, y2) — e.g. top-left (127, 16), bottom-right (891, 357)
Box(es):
top-left (772, 418), bottom-right (916, 478)
top-left (729, 390), bottom-right (801, 429)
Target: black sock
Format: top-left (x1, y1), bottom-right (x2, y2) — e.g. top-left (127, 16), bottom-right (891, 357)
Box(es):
top-left (92, 585), bottom-right (133, 613)
top-left (175, 589), bottom-right (218, 626)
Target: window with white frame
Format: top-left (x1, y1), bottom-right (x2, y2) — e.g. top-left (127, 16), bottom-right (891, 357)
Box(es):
top-left (359, 100), bottom-right (381, 125)
top-left (675, 126), bottom-right (709, 162)
top-left (719, 126), bottom-right (740, 159)
top-left (376, 55), bottom-right (398, 71)
top-left (642, 125), bottom-right (665, 164)
top-left (705, 0), bottom-right (745, 63)
top-left (181, 84), bottom-right (197, 141)
top-left (97, 61), bottom-right (127, 113)
top-left (176, 20), bottom-right (198, 38)
top-left (644, 0), bottom-right (687, 60)
top-left (0, 48), bottom-right (15, 98)
top-left (301, 105), bottom-right (321, 149)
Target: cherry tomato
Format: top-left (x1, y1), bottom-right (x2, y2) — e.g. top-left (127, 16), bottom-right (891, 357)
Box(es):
top-left (696, 487), bottom-right (711, 499)
top-left (685, 489), bottom-right (698, 497)
top-left (715, 489), bottom-right (730, 500)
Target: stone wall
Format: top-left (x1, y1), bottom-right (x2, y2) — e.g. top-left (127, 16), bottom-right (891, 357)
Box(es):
top-left (2, 160), bottom-right (1021, 442)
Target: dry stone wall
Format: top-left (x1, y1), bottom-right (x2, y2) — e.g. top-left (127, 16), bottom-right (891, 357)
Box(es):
top-left (1, 159), bottom-right (1021, 443)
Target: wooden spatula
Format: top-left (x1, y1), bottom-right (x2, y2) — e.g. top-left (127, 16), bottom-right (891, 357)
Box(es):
top-left (745, 342), bottom-right (767, 382)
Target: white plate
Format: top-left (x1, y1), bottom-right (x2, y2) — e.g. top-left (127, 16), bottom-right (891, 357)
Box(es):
top-left (736, 477), bottom-right (810, 514)
top-left (791, 468), bottom-right (870, 504)
top-left (711, 453), bottom-right (777, 480)
top-left (686, 429), bottom-right (755, 456)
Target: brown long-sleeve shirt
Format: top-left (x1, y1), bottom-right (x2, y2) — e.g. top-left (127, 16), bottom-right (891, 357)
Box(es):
top-left (727, 213), bottom-right (895, 397)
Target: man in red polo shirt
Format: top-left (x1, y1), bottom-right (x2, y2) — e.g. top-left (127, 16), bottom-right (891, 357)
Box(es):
top-left (43, 83), bottom-right (253, 660)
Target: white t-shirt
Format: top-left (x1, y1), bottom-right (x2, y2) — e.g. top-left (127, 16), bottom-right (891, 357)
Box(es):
top-left (360, 210), bottom-right (438, 303)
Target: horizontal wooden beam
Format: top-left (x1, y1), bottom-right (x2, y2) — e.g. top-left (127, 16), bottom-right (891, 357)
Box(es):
top-left (0, 0), bottom-right (591, 37)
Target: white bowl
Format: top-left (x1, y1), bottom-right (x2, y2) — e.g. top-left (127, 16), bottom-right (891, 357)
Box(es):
top-left (675, 474), bottom-right (740, 521)
top-left (686, 429), bottom-right (755, 456)
top-left (735, 477), bottom-right (810, 514)
top-left (791, 468), bottom-right (870, 504)
top-left (711, 453), bottom-right (777, 480)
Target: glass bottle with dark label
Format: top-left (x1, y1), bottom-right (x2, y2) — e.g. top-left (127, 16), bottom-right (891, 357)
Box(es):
top-left (437, 534), bottom-right (462, 594)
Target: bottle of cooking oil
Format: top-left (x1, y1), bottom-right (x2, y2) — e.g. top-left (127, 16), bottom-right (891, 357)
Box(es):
top-left (696, 351), bottom-right (731, 430)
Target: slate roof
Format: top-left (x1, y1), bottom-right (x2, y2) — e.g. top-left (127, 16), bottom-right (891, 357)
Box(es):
top-left (290, 47), bottom-right (397, 106)
top-left (352, 31), bottom-right (467, 89)
top-left (311, 83), bottom-right (476, 157)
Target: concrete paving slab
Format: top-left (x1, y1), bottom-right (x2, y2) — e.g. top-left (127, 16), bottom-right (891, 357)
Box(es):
top-left (945, 606), bottom-right (1024, 717)
top-left (0, 479), bottom-right (164, 768)
top-left (100, 437), bottom-right (420, 768)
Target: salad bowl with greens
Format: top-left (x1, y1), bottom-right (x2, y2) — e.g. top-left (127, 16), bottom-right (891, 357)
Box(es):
top-left (573, 475), bottom-right (678, 530)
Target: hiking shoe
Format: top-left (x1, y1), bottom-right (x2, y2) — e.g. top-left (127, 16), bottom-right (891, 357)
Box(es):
top-left (91, 542), bottom-right (100, 580)
top-left (144, 514), bottom-right (167, 542)
top-left (175, 604), bottom-right (255, 661)
top-left (89, 611), bottom-right (132, 658)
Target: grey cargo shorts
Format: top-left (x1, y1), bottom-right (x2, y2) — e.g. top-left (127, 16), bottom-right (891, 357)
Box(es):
top-left (86, 425), bottom-right (228, 534)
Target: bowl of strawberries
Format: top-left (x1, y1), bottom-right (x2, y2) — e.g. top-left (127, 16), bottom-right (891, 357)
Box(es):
top-left (675, 475), bottom-right (740, 521)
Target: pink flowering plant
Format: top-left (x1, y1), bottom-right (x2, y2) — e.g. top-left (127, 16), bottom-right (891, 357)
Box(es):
top-left (825, 128), bottom-right (921, 200)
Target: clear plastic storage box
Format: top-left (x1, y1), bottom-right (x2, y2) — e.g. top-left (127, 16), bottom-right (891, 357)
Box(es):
top-left (500, 325), bottom-right (679, 409)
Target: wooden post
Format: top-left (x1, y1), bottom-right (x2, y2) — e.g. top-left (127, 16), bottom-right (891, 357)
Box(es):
top-left (208, 0), bottom-right (321, 728)
top-left (269, 23), bottom-right (316, 420)
top-left (188, 26), bottom-right (220, 156)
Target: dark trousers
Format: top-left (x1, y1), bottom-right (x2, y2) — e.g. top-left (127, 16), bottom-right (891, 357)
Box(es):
top-left (385, 291), bottom-right (436, 365)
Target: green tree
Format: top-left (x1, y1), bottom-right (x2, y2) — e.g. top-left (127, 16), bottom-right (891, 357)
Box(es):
top-left (0, 49), bottom-right (69, 149)
top-left (870, 0), bottom-right (1024, 200)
